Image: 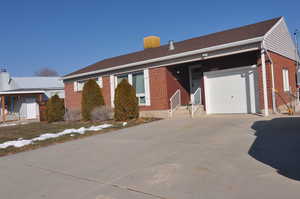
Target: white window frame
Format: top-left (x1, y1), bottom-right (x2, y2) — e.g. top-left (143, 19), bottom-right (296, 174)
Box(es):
top-left (97, 77), bottom-right (103, 88)
top-left (76, 80), bottom-right (86, 92)
top-left (114, 70), bottom-right (149, 106)
top-left (282, 68), bottom-right (290, 92)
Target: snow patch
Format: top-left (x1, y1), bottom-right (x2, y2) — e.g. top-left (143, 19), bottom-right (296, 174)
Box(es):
top-left (0, 124), bottom-right (112, 149)
top-left (0, 123), bottom-right (17, 127)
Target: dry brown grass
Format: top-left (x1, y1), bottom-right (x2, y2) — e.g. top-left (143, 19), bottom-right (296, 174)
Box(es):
top-left (0, 118), bottom-right (159, 157)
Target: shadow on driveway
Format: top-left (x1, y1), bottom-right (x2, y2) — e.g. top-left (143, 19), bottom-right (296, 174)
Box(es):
top-left (249, 117), bottom-right (300, 181)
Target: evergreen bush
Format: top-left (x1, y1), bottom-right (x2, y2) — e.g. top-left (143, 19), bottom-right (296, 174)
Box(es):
top-left (46, 94), bottom-right (65, 123)
top-left (114, 79), bottom-right (139, 121)
top-left (81, 79), bottom-right (105, 121)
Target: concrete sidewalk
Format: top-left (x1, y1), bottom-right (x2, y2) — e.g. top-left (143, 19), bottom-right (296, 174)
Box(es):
top-left (0, 115), bottom-right (299, 199)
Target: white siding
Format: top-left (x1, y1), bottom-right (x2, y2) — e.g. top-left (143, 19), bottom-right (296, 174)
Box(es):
top-left (264, 18), bottom-right (297, 61)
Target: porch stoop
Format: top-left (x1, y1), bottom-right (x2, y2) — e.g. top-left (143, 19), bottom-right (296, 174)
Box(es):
top-left (172, 106), bottom-right (190, 118)
top-left (191, 105), bottom-right (205, 117)
top-left (140, 105), bottom-right (206, 119)
top-left (172, 105), bottom-right (205, 118)
top-left (139, 110), bottom-right (170, 119)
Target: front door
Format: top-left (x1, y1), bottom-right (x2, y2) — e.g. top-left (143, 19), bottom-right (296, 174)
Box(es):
top-left (190, 67), bottom-right (202, 104)
top-left (191, 78), bottom-right (201, 94)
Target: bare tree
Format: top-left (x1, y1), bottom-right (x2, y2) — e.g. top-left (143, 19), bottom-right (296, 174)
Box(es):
top-left (34, 68), bottom-right (59, 77)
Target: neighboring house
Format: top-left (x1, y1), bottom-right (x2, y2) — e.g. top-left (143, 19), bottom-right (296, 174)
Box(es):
top-left (63, 17), bottom-right (299, 118)
top-left (0, 70), bottom-right (64, 122)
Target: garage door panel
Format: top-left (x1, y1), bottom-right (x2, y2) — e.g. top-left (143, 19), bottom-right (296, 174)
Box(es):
top-left (204, 66), bottom-right (259, 114)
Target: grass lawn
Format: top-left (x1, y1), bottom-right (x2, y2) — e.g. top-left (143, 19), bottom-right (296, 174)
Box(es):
top-left (0, 118), bottom-right (158, 157)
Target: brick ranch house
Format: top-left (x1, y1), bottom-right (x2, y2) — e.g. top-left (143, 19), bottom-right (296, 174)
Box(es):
top-left (63, 17), bottom-right (299, 118)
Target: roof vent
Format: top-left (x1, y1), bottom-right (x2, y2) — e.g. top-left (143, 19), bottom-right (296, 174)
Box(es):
top-left (169, 40), bottom-right (175, 50)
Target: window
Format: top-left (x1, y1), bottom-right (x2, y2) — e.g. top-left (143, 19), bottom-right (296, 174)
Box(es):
top-left (117, 74), bottom-right (128, 85)
top-left (115, 71), bottom-right (146, 105)
top-left (74, 77), bottom-right (102, 92)
top-left (50, 91), bottom-right (59, 97)
top-left (77, 80), bottom-right (86, 91)
top-left (282, 69), bottom-right (290, 92)
top-left (133, 72), bottom-right (146, 104)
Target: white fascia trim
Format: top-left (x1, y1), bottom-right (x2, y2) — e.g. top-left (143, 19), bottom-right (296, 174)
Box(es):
top-left (63, 36), bottom-right (264, 80)
top-left (203, 65), bottom-right (257, 76)
top-left (89, 46), bottom-right (258, 78)
top-left (0, 90), bottom-right (46, 95)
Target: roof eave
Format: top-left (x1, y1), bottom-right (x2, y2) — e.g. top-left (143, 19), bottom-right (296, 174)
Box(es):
top-left (63, 36), bottom-right (264, 80)
top-left (0, 90), bottom-right (46, 95)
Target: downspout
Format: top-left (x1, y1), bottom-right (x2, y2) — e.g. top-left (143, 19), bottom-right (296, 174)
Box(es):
top-left (263, 44), bottom-right (277, 113)
top-left (260, 42), bottom-right (269, 116)
top-left (294, 30), bottom-right (300, 103)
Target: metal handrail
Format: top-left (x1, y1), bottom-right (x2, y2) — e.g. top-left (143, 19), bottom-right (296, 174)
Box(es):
top-left (287, 89), bottom-right (299, 114)
top-left (169, 89), bottom-right (181, 117)
top-left (274, 89), bottom-right (298, 115)
top-left (191, 87), bottom-right (201, 117)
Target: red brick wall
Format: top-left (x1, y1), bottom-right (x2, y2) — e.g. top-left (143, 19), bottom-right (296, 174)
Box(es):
top-left (257, 51), bottom-right (297, 111)
top-left (64, 81), bottom-right (82, 111)
top-left (166, 65), bottom-right (190, 105)
top-left (270, 52), bottom-right (297, 109)
top-left (64, 76), bottom-right (112, 111)
top-left (140, 65), bottom-right (191, 111)
top-left (102, 76), bottom-right (111, 106)
top-left (257, 57), bottom-right (273, 110)
top-left (64, 67), bottom-right (171, 112)
top-left (140, 67), bottom-right (170, 111)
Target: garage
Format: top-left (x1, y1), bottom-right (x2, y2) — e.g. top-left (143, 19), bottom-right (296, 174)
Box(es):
top-left (204, 65), bottom-right (259, 114)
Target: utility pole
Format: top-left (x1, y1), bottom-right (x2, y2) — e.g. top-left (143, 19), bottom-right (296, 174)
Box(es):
top-left (294, 29), bottom-right (299, 58)
top-left (294, 29), bottom-right (299, 67)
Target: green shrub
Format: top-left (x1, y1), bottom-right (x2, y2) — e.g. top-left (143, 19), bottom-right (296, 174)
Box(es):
top-left (81, 79), bottom-right (105, 121)
top-left (46, 95), bottom-right (65, 123)
top-left (114, 79), bottom-right (139, 121)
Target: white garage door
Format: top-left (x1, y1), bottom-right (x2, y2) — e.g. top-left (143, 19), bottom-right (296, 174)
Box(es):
top-left (204, 66), bottom-right (259, 114)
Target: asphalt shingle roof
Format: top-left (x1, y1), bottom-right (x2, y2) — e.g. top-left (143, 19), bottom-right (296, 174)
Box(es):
top-left (65, 17), bottom-right (281, 77)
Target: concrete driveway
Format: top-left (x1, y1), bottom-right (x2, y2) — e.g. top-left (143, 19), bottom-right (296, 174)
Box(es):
top-left (0, 115), bottom-right (300, 199)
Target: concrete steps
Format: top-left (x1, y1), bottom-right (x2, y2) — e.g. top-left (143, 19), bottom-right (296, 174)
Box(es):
top-left (191, 105), bottom-right (205, 117)
top-left (140, 105), bottom-right (206, 119)
top-left (171, 105), bottom-right (205, 118)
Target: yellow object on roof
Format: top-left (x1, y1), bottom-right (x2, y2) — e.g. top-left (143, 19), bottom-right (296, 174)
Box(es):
top-left (144, 36), bottom-right (160, 49)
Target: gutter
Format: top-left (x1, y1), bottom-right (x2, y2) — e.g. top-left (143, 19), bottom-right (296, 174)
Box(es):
top-left (260, 44), bottom-right (269, 116)
top-left (0, 90), bottom-right (46, 95)
top-left (264, 45), bottom-right (277, 113)
top-left (62, 36), bottom-right (264, 80)
top-left (261, 18), bottom-right (283, 114)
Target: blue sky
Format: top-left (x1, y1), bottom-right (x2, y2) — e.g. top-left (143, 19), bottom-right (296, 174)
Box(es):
top-left (0, 0), bottom-right (299, 77)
